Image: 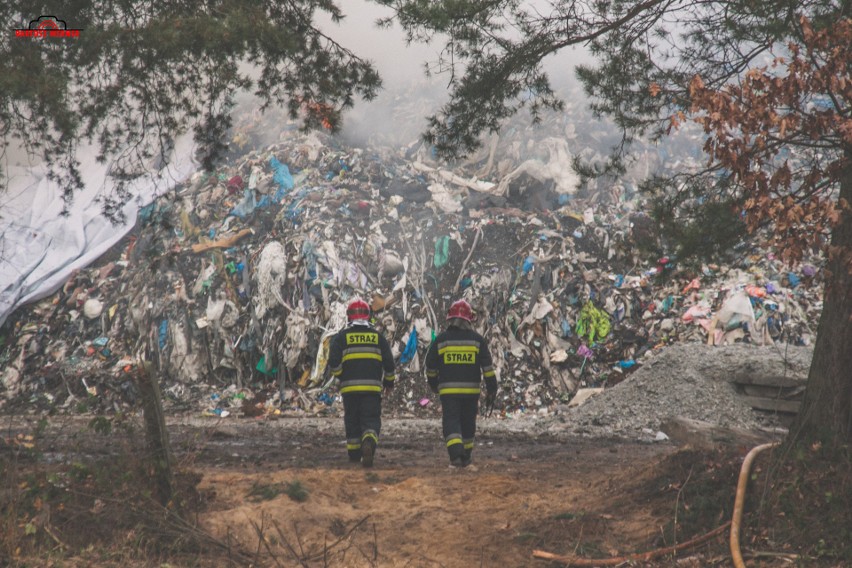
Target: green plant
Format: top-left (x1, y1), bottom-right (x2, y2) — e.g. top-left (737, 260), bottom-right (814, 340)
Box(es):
top-left (247, 482), bottom-right (284, 502)
top-left (285, 480), bottom-right (309, 503)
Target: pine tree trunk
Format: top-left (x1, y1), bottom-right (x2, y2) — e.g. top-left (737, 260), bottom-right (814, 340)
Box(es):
top-left (791, 154), bottom-right (852, 445)
top-left (137, 362), bottom-right (176, 506)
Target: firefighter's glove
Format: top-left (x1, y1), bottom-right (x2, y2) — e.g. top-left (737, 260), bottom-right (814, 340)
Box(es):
top-left (485, 391), bottom-right (496, 406)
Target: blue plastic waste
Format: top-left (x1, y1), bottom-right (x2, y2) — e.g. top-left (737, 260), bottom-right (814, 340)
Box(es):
top-left (400, 329), bottom-right (418, 364)
top-left (269, 156), bottom-right (294, 200)
top-left (522, 256), bottom-right (535, 275)
top-left (787, 272), bottom-right (800, 288)
top-left (230, 188), bottom-right (257, 218)
top-left (158, 320), bottom-right (168, 349)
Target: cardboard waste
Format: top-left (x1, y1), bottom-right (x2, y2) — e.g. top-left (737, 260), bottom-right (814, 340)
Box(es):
top-left (0, 106), bottom-right (825, 424)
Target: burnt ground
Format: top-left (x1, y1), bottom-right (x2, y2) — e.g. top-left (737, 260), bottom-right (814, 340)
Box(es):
top-left (1, 414), bottom-right (849, 567)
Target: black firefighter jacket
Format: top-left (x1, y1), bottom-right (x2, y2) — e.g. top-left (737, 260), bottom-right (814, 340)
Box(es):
top-left (425, 327), bottom-right (497, 397)
top-left (328, 323), bottom-right (396, 395)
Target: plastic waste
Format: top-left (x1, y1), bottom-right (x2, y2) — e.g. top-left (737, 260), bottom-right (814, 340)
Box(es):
top-left (575, 302), bottom-right (611, 343)
top-left (230, 188), bottom-right (257, 218)
top-left (83, 298), bottom-right (104, 319)
top-left (434, 236), bottom-right (450, 268)
top-left (269, 156), bottom-right (294, 201)
top-left (256, 355), bottom-right (278, 376)
top-left (158, 320), bottom-right (169, 349)
top-left (787, 272), bottom-right (800, 288)
top-left (400, 328), bottom-right (418, 364)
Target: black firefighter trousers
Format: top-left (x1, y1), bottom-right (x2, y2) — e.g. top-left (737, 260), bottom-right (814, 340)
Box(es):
top-left (440, 395), bottom-right (479, 463)
top-left (342, 393), bottom-right (382, 461)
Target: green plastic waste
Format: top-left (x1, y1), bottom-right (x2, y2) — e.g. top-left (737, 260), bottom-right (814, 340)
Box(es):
top-left (256, 355), bottom-right (278, 376)
top-left (434, 236), bottom-right (450, 268)
top-left (575, 302), bottom-right (611, 343)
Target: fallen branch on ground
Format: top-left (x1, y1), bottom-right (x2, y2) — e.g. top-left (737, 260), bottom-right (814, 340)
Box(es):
top-left (532, 521), bottom-right (731, 565)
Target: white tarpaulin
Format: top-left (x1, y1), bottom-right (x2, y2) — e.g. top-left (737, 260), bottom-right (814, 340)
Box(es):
top-left (0, 137), bottom-right (197, 328)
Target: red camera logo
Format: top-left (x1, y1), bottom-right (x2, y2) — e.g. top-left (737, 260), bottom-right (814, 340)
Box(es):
top-left (15, 16), bottom-right (82, 38)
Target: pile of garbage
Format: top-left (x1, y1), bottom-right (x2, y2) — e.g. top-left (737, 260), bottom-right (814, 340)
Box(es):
top-left (0, 104), bottom-right (825, 421)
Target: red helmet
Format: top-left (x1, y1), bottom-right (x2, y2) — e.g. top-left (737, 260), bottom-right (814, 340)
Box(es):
top-left (347, 298), bottom-right (370, 321)
top-left (447, 299), bottom-right (473, 322)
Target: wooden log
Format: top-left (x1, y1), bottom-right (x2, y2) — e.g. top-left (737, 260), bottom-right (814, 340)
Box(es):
top-left (740, 384), bottom-right (805, 399)
top-left (739, 395), bottom-right (801, 414)
top-left (190, 228), bottom-right (252, 253)
top-left (729, 373), bottom-right (806, 388)
top-left (660, 416), bottom-right (782, 450)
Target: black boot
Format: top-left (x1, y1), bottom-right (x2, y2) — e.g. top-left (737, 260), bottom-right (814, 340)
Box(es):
top-left (361, 438), bottom-right (376, 468)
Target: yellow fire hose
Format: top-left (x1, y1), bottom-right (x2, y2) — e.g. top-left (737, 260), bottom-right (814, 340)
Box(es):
top-left (731, 442), bottom-right (780, 568)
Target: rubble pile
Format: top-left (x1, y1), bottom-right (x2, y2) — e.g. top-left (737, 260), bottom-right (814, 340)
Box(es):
top-left (0, 105), bottom-right (826, 427)
top-left (551, 342), bottom-right (813, 441)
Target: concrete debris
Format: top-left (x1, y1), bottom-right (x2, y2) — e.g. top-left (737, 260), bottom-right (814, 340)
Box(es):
top-left (0, 104), bottom-right (825, 438)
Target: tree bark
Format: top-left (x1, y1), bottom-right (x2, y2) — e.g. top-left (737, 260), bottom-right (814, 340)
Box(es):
top-left (137, 361), bottom-right (176, 506)
top-left (791, 152), bottom-right (852, 445)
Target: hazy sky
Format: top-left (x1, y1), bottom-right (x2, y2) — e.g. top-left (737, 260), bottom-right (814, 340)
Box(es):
top-left (318, 1), bottom-right (444, 87)
top-left (320, 1), bottom-right (590, 90)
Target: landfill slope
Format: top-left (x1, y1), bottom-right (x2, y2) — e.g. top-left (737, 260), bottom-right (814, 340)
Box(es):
top-left (0, 103), bottom-right (825, 441)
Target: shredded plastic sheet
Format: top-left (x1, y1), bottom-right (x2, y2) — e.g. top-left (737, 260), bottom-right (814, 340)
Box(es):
top-left (0, 136), bottom-right (197, 328)
top-left (494, 138), bottom-right (580, 197)
top-left (254, 242), bottom-right (289, 319)
top-left (427, 183), bottom-right (463, 213)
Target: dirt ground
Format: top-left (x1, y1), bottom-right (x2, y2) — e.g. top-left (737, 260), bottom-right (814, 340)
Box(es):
top-left (5, 413), bottom-right (829, 567)
top-left (181, 417), bottom-right (665, 567)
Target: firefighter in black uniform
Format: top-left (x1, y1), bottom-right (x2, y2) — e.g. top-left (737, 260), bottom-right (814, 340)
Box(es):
top-left (425, 299), bottom-right (497, 467)
top-left (328, 299), bottom-right (396, 467)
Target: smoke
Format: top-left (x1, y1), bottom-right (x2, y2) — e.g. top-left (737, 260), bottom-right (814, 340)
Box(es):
top-left (317, 1), bottom-right (449, 149)
top-left (317, 1), bottom-right (594, 150)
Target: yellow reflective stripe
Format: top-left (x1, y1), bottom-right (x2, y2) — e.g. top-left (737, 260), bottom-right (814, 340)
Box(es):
top-left (439, 387), bottom-right (481, 395)
top-left (362, 432), bottom-right (378, 443)
top-left (438, 345), bottom-right (479, 354)
top-left (446, 438), bottom-right (463, 447)
top-left (464, 442), bottom-right (474, 450)
top-left (346, 443), bottom-right (361, 450)
top-left (342, 352), bottom-right (383, 362)
top-left (340, 385), bottom-right (382, 394)
top-left (426, 370), bottom-right (438, 377)
top-left (331, 369), bottom-right (342, 376)
top-left (483, 370), bottom-right (496, 378)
